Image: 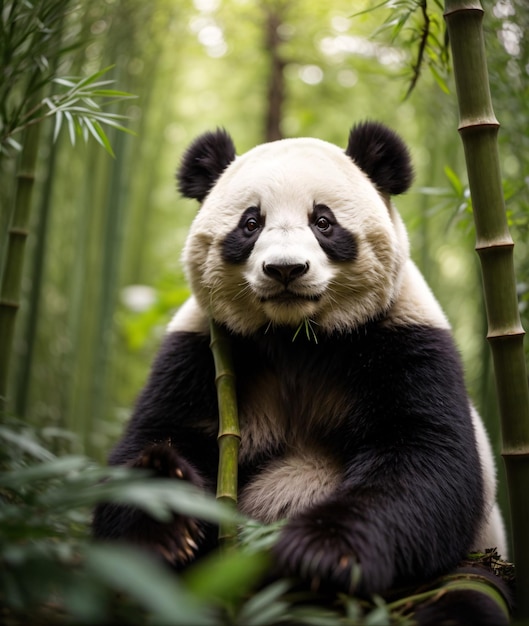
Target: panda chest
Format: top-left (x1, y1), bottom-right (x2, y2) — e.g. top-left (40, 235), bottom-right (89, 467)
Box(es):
top-left (235, 349), bottom-right (352, 523)
top-left (235, 344), bottom-right (354, 462)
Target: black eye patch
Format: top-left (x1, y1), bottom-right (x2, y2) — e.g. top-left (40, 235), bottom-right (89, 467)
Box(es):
top-left (221, 206), bottom-right (264, 264)
top-left (309, 204), bottom-right (357, 262)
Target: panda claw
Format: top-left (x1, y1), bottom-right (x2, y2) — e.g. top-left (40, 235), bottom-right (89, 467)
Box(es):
top-left (186, 536), bottom-right (198, 550)
top-left (157, 544), bottom-right (177, 564)
top-left (338, 555), bottom-right (351, 570)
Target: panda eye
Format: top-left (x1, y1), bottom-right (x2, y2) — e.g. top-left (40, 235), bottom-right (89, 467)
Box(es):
top-left (245, 217), bottom-right (259, 232)
top-left (315, 216), bottom-right (330, 231)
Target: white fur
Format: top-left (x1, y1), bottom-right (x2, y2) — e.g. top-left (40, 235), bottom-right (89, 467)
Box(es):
top-left (386, 260), bottom-right (450, 330)
top-left (239, 448), bottom-right (342, 523)
top-left (470, 405), bottom-right (508, 557)
top-left (166, 295), bottom-right (209, 334)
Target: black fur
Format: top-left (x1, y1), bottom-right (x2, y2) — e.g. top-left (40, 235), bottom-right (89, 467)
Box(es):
top-left (177, 128), bottom-right (236, 202)
top-left (222, 206), bottom-right (264, 263)
top-left (309, 204), bottom-right (357, 262)
top-left (345, 121), bottom-right (414, 195)
top-left (93, 321), bottom-right (484, 596)
top-left (92, 332), bottom-right (220, 565)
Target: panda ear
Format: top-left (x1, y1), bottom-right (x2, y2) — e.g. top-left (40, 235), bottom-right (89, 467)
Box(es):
top-left (177, 129), bottom-right (236, 202)
top-left (345, 121), bottom-right (413, 195)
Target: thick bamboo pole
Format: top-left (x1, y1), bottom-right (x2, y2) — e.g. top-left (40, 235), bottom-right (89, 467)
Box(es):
top-left (209, 318), bottom-right (240, 546)
top-left (444, 1), bottom-right (529, 618)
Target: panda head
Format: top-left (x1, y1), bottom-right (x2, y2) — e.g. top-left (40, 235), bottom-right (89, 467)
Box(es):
top-left (177, 122), bottom-right (413, 336)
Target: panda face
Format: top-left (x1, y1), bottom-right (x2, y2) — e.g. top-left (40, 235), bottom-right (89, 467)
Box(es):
top-left (180, 127), bottom-right (412, 335)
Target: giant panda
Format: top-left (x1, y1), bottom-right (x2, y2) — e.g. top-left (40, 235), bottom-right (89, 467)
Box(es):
top-left (93, 121), bottom-right (508, 615)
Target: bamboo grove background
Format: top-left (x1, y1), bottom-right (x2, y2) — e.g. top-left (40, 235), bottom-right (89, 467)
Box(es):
top-left (1, 0), bottom-right (529, 622)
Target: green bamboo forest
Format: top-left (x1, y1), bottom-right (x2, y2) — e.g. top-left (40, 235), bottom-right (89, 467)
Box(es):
top-left (1, 0), bottom-right (529, 623)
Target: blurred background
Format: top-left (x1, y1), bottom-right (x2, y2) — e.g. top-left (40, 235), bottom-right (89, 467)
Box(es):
top-left (1, 0), bottom-right (528, 525)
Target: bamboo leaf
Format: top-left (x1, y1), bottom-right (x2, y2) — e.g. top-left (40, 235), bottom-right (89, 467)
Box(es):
top-left (443, 165), bottom-right (463, 196)
top-left (0, 426), bottom-right (55, 462)
top-left (50, 77), bottom-right (76, 88)
top-left (82, 116), bottom-right (114, 157)
top-left (0, 456), bottom-right (87, 488)
top-left (429, 63), bottom-right (450, 94)
top-left (235, 580), bottom-right (291, 626)
top-left (183, 548), bottom-right (270, 604)
top-left (52, 108), bottom-right (62, 142)
top-left (85, 544), bottom-right (216, 626)
top-left (63, 110), bottom-right (75, 146)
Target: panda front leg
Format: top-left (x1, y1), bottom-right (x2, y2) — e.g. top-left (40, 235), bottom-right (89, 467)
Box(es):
top-left (271, 446), bottom-right (481, 597)
top-left (92, 329), bottom-right (220, 567)
top-left (271, 396), bottom-right (485, 592)
top-left (271, 477), bottom-right (398, 594)
top-left (93, 441), bottom-right (217, 567)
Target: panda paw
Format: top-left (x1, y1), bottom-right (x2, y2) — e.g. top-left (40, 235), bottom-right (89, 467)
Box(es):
top-left (130, 442), bottom-right (207, 566)
top-left (272, 501), bottom-right (390, 594)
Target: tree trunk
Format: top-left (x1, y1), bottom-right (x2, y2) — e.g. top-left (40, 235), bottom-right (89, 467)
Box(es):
top-left (263, 8), bottom-right (285, 142)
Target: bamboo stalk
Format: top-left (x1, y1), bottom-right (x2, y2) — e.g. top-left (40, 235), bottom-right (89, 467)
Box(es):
top-left (13, 118), bottom-right (61, 419)
top-left (444, 1), bottom-right (529, 619)
top-left (209, 318), bottom-right (240, 546)
top-left (0, 114), bottom-right (42, 411)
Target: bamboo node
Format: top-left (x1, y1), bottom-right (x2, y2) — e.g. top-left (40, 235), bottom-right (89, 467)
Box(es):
top-left (475, 241), bottom-right (514, 252)
top-left (0, 299), bottom-right (20, 310)
top-left (8, 227), bottom-right (30, 237)
top-left (486, 329), bottom-right (525, 341)
top-left (214, 371), bottom-right (236, 384)
top-left (16, 172), bottom-right (36, 182)
top-left (457, 120), bottom-right (500, 132)
top-left (443, 4), bottom-right (483, 18)
top-left (217, 430), bottom-right (241, 440)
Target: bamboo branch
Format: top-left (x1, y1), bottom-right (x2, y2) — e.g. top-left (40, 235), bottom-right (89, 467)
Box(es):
top-left (444, 1), bottom-right (529, 619)
top-left (209, 318), bottom-right (240, 546)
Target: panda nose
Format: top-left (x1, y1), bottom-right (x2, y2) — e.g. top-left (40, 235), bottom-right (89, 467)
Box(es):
top-left (263, 262), bottom-right (309, 285)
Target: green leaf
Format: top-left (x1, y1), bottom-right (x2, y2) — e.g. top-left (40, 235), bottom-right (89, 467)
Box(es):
top-left (85, 544), bottom-right (217, 626)
top-left (83, 117), bottom-right (115, 158)
top-left (63, 110), bottom-right (76, 145)
top-left (0, 426), bottom-right (55, 461)
top-left (443, 165), bottom-right (463, 196)
top-left (184, 548), bottom-right (270, 604)
top-left (44, 475), bottom-right (242, 525)
top-left (429, 64), bottom-right (450, 94)
top-left (235, 579), bottom-right (291, 626)
top-left (0, 456), bottom-right (88, 488)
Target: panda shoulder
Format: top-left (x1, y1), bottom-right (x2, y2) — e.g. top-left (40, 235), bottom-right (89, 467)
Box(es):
top-left (386, 261), bottom-right (450, 329)
top-left (166, 295), bottom-right (209, 335)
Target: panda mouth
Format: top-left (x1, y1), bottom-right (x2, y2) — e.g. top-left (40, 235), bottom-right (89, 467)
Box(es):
top-left (261, 290), bottom-right (321, 304)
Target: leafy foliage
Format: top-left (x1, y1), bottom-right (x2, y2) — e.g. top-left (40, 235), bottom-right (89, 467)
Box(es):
top-left (0, 0), bottom-right (72, 151)
top-left (0, 1), bottom-right (134, 156)
top-left (0, 419), bottom-right (230, 624)
top-left (0, 418), bottom-right (513, 625)
top-left (0, 419), bottom-right (402, 625)
top-left (360, 0), bottom-right (450, 96)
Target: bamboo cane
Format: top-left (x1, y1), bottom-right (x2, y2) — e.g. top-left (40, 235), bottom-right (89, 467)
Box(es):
top-left (0, 114), bottom-right (42, 411)
top-left (209, 318), bottom-right (240, 546)
top-left (444, 1), bottom-right (529, 618)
